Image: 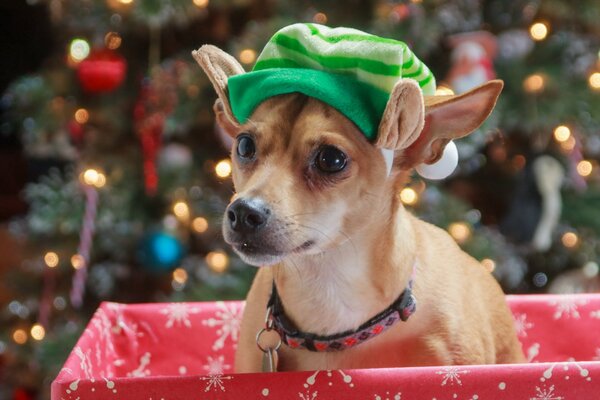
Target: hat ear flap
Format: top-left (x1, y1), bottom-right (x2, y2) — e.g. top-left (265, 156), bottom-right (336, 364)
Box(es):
top-left (192, 45), bottom-right (245, 137)
top-left (375, 79), bottom-right (425, 151)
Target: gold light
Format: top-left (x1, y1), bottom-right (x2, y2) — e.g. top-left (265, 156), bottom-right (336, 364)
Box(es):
top-left (313, 12), bottom-right (328, 24)
top-left (206, 251), bottom-right (229, 273)
top-left (69, 38), bottom-right (90, 62)
top-left (104, 32), bottom-right (122, 50)
top-left (71, 254), bottom-right (85, 270)
top-left (192, 217), bottom-right (209, 233)
top-left (118, 0), bottom-right (133, 4)
top-left (399, 188), bottom-right (418, 205)
top-left (193, 0), bottom-right (209, 8)
top-left (577, 160), bottom-right (593, 177)
top-left (561, 232), bottom-right (578, 248)
top-left (239, 49), bottom-right (256, 65)
top-left (13, 329), bottom-right (27, 345)
top-left (523, 74), bottom-right (545, 93)
top-left (529, 22), bottom-right (549, 41)
top-left (172, 268), bottom-right (188, 284)
top-left (173, 201), bottom-right (190, 220)
top-left (553, 125), bottom-right (571, 143)
top-left (82, 169), bottom-right (107, 188)
top-left (44, 252), bottom-right (59, 268)
top-left (448, 222), bottom-right (471, 244)
top-left (215, 160), bottom-right (232, 178)
top-left (435, 85), bottom-right (455, 96)
top-left (589, 72), bottom-right (600, 90)
top-left (30, 324), bottom-right (45, 341)
top-left (74, 108), bottom-right (89, 124)
top-left (560, 136), bottom-right (576, 151)
top-left (481, 258), bottom-right (496, 272)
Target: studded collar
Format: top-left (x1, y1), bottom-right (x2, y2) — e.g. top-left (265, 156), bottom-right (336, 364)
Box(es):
top-left (266, 263), bottom-right (417, 352)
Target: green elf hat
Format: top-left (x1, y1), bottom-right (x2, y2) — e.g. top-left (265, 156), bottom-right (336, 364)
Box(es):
top-left (228, 23), bottom-right (436, 143)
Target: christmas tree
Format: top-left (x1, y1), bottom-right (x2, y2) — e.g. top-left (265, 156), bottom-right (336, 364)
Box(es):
top-left (0, 0), bottom-right (599, 398)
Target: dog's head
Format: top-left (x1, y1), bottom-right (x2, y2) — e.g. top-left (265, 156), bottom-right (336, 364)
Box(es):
top-left (193, 45), bottom-right (502, 266)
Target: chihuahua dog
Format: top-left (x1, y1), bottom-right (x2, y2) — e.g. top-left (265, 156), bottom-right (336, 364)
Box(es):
top-left (193, 45), bottom-right (525, 372)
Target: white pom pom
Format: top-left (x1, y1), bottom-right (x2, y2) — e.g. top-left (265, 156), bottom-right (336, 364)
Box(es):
top-left (415, 140), bottom-right (459, 180)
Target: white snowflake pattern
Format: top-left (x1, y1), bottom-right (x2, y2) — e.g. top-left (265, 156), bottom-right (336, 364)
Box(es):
top-left (590, 310), bottom-right (600, 319)
top-left (373, 391), bottom-right (401, 400)
top-left (203, 355), bottom-right (231, 375)
top-left (514, 313), bottom-right (534, 337)
top-left (126, 352), bottom-right (151, 377)
top-left (530, 385), bottom-right (563, 400)
top-left (436, 367), bottom-right (469, 386)
top-left (550, 296), bottom-right (588, 320)
top-left (299, 390), bottom-right (318, 400)
top-left (159, 303), bottom-right (200, 328)
top-left (199, 373), bottom-right (233, 392)
top-left (202, 301), bottom-right (243, 350)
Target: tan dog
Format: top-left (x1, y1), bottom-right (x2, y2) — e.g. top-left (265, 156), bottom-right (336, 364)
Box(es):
top-left (193, 45), bottom-right (525, 372)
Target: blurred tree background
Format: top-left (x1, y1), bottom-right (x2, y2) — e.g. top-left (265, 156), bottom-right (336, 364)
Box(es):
top-left (0, 0), bottom-right (598, 398)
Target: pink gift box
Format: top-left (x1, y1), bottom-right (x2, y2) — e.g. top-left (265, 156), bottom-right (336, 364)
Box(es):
top-left (52, 294), bottom-right (600, 399)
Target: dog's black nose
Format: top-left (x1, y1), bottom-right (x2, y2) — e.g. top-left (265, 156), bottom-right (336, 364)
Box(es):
top-left (227, 198), bottom-right (270, 234)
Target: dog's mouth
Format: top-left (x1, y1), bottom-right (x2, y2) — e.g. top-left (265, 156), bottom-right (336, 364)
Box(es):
top-left (230, 239), bottom-right (316, 266)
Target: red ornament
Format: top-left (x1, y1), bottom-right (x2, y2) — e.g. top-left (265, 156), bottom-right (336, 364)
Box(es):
top-left (77, 49), bottom-right (126, 93)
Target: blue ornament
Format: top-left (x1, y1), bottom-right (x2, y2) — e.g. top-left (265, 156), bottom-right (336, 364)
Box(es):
top-left (138, 231), bottom-right (184, 272)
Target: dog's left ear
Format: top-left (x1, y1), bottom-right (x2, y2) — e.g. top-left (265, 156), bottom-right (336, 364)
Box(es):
top-left (192, 45), bottom-right (245, 137)
top-left (376, 79), bottom-right (503, 169)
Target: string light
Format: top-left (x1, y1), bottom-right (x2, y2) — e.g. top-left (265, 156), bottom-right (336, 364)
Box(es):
top-left (448, 222), bottom-right (471, 244)
top-left (69, 38), bottom-right (90, 62)
top-left (13, 329), bottom-right (27, 345)
top-left (74, 108), bottom-right (89, 124)
top-left (44, 252), bottom-right (59, 268)
top-left (553, 125), bottom-right (571, 142)
top-left (118, 0), bottom-right (133, 4)
top-left (30, 324), bottom-right (46, 341)
top-left (206, 251), bottom-right (229, 273)
top-left (589, 72), bottom-right (600, 91)
top-left (529, 22), bottom-right (549, 41)
top-left (193, 0), bottom-right (209, 8)
top-left (104, 32), bottom-right (122, 50)
top-left (523, 74), bottom-right (545, 93)
top-left (399, 188), bottom-right (418, 205)
top-left (81, 168), bottom-right (107, 188)
top-left (560, 136), bottom-right (576, 151)
top-left (481, 258), bottom-right (496, 272)
top-left (576, 160), bottom-right (593, 177)
top-left (173, 201), bottom-right (190, 220)
top-left (172, 268), bottom-right (188, 284)
top-left (435, 85), bottom-right (455, 96)
top-left (192, 217), bottom-right (209, 233)
top-left (313, 12), bottom-right (328, 24)
top-left (71, 254), bottom-right (85, 270)
top-left (239, 49), bottom-right (256, 65)
top-left (215, 160), bottom-right (232, 178)
top-left (561, 232), bottom-right (578, 248)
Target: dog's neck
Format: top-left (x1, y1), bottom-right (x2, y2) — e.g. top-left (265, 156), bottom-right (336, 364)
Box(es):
top-left (272, 194), bottom-right (417, 335)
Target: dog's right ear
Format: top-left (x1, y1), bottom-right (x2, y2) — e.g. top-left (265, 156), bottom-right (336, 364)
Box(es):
top-left (192, 45), bottom-right (245, 137)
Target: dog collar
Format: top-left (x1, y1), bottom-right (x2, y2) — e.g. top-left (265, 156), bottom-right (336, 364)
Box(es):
top-left (266, 263), bottom-right (417, 352)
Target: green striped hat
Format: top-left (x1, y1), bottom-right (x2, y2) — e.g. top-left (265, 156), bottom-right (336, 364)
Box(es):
top-left (228, 23), bottom-right (436, 141)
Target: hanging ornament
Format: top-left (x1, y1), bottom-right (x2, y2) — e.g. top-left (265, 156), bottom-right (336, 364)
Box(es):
top-left (137, 231), bottom-right (185, 272)
top-left (445, 31), bottom-right (497, 94)
top-left (497, 29), bottom-right (534, 61)
top-left (70, 182), bottom-right (100, 308)
top-left (134, 63), bottom-right (181, 195)
top-left (77, 48), bottom-right (127, 93)
top-left (415, 140), bottom-right (459, 180)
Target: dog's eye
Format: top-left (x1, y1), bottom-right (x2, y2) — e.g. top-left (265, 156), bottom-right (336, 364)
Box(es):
top-left (315, 145), bottom-right (347, 173)
top-left (236, 135), bottom-right (256, 160)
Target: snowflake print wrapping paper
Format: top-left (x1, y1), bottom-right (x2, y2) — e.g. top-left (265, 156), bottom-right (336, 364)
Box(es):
top-left (52, 294), bottom-right (600, 399)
